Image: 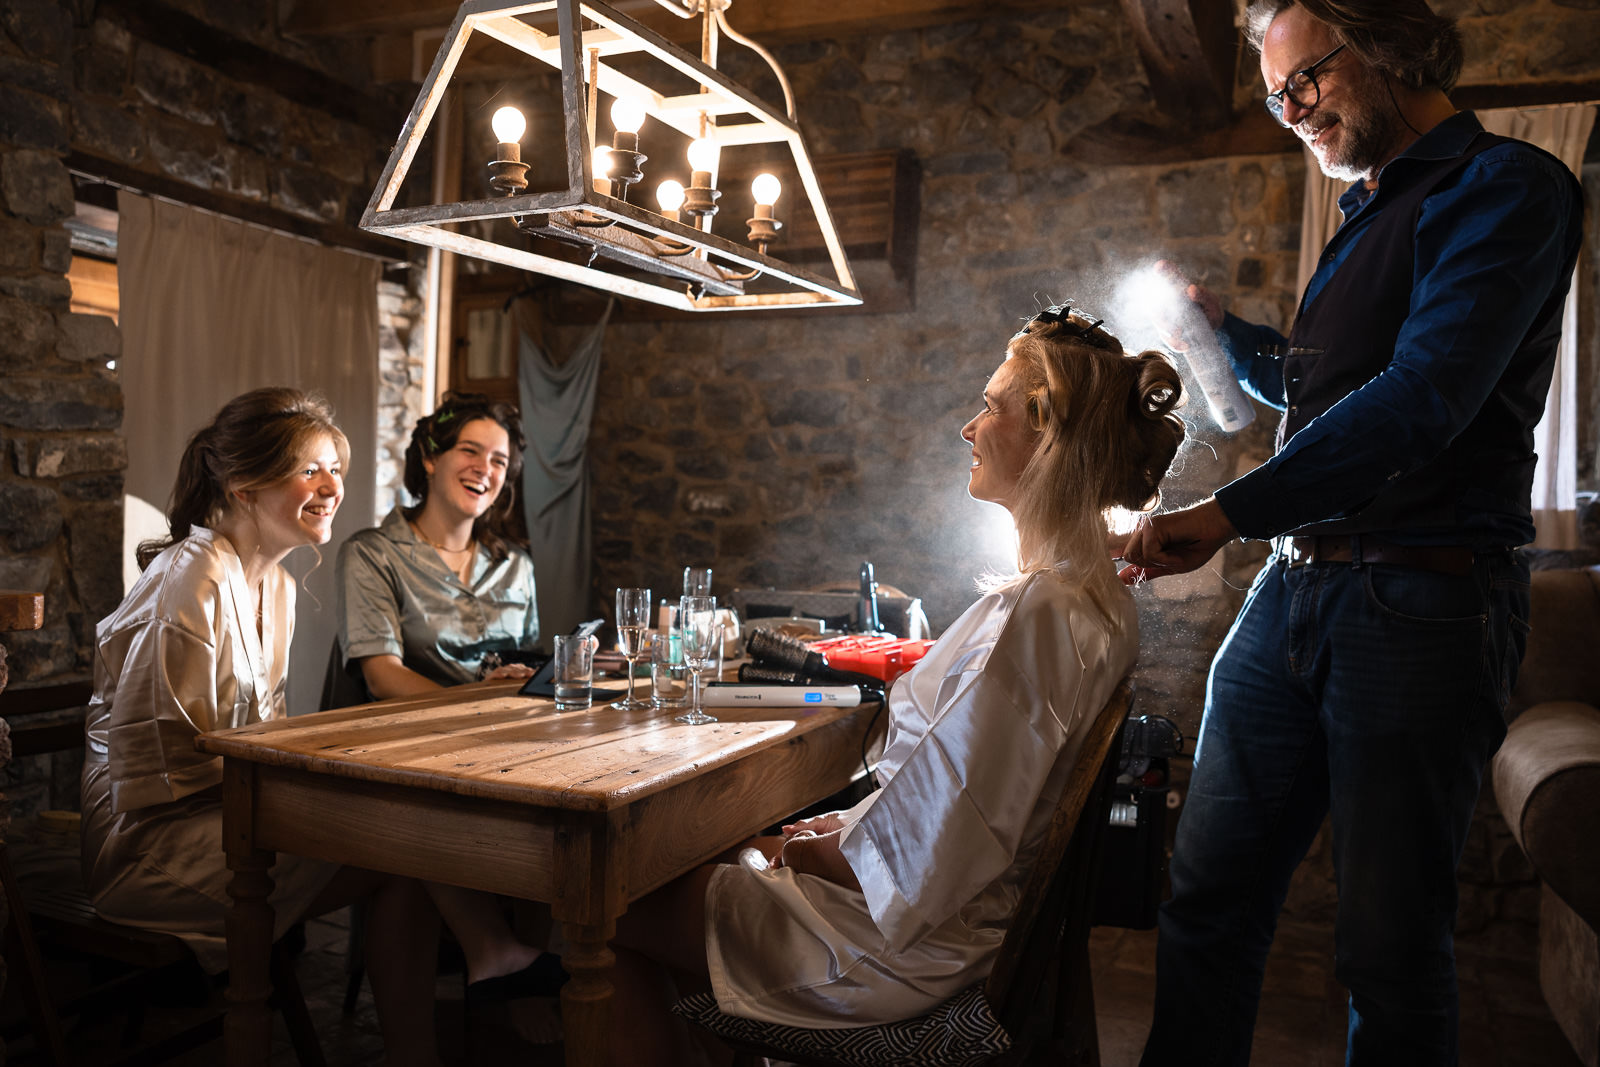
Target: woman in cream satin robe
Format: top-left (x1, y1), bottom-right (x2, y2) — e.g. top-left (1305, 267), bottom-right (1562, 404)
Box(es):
top-left (82, 389), bottom-right (353, 971)
top-left (608, 308), bottom-right (1190, 1064)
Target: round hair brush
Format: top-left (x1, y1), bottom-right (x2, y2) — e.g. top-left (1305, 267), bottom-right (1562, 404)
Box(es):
top-left (744, 629), bottom-right (884, 691)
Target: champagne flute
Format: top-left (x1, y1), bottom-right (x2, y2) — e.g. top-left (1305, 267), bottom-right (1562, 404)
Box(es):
top-left (676, 595), bottom-right (720, 725)
top-left (612, 587), bottom-right (653, 711)
top-left (683, 565), bottom-right (713, 597)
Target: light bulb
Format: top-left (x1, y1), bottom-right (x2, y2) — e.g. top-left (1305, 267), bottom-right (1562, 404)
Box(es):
top-left (610, 96), bottom-right (647, 136)
top-left (592, 146), bottom-right (614, 179)
top-left (686, 138), bottom-right (720, 174)
top-left (751, 172), bottom-right (782, 207)
top-left (491, 106), bottom-right (525, 144)
top-left (656, 179), bottom-right (686, 214)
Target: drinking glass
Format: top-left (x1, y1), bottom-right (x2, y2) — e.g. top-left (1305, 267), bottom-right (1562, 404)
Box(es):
top-left (552, 634), bottom-right (597, 710)
top-left (676, 595), bottom-right (720, 725)
top-left (683, 565), bottom-right (713, 598)
top-left (613, 587), bottom-right (652, 710)
top-left (648, 632), bottom-right (687, 708)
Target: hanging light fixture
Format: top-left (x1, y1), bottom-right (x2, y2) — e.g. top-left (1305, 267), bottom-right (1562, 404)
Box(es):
top-left (361, 0), bottom-right (861, 312)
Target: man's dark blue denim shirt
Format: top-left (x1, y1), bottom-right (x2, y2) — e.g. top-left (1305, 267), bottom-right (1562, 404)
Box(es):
top-left (1212, 111), bottom-right (1583, 547)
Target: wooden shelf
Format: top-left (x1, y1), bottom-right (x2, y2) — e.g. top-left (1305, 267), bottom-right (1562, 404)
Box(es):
top-left (0, 592), bottom-right (44, 633)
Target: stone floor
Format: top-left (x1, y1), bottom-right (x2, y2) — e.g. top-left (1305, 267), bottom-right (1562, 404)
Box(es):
top-left (4, 907), bottom-right (1581, 1065)
top-left (1089, 921), bottom-right (1581, 1067)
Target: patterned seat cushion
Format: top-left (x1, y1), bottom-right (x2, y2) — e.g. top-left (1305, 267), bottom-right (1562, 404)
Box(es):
top-left (671, 983), bottom-right (1012, 1067)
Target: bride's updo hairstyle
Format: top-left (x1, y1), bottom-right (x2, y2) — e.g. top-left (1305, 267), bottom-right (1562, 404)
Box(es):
top-left (1004, 305), bottom-right (1186, 624)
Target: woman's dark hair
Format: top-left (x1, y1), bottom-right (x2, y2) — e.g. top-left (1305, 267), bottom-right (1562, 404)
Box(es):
top-left (1244, 0), bottom-right (1464, 93)
top-left (138, 388), bottom-right (349, 570)
top-left (402, 391), bottom-right (529, 559)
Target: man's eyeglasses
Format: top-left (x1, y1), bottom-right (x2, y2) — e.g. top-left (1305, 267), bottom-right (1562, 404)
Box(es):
top-left (1264, 44), bottom-right (1346, 127)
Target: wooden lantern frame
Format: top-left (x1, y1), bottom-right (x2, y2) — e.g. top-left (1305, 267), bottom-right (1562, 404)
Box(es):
top-left (360, 0), bottom-right (861, 312)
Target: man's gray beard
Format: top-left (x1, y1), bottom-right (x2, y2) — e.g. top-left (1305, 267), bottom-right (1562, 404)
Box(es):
top-left (1307, 72), bottom-right (1408, 183)
top-left (1316, 118), bottom-right (1400, 182)
top-left (1317, 143), bottom-right (1374, 183)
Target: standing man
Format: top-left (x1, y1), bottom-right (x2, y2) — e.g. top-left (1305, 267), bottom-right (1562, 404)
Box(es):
top-left (1124, 2), bottom-right (1584, 1064)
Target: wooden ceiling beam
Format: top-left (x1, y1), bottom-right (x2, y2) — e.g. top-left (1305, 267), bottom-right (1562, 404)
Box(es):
top-left (359, 0), bottom-right (1071, 84)
top-left (285, 0), bottom-right (459, 38)
top-left (1454, 77), bottom-right (1600, 111)
top-left (107, 0), bottom-right (404, 133)
top-left (294, 0), bottom-right (1067, 44)
top-left (669, 0), bottom-right (1064, 43)
top-left (1118, 0), bottom-right (1238, 131)
top-left (66, 150), bottom-right (414, 264)
top-left (1072, 109), bottom-right (1287, 166)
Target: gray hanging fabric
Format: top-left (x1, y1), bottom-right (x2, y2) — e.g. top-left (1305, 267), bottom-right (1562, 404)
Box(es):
top-left (517, 298), bottom-right (614, 639)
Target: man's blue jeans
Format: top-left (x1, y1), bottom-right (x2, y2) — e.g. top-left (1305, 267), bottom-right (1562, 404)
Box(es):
top-left (1141, 549), bottom-right (1529, 1067)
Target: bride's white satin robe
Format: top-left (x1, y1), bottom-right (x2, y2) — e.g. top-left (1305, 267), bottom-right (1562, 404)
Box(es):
top-left (706, 570), bottom-right (1138, 1027)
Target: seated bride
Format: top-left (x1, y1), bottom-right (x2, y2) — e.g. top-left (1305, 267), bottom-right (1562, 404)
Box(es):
top-left (605, 306), bottom-right (1187, 1064)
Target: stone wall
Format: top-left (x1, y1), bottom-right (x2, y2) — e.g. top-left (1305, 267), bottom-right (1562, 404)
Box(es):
top-left (1444, 0), bottom-right (1600, 88)
top-left (376, 278), bottom-right (428, 519)
top-left (66, 1), bottom-right (392, 224)
top-left (0, 2), bottom-right (415, 838)
top-left (580, 3), bottom-right (1295, 727)
top-left (0, 0), bottom-right (125, 690)
top-left (0, 0), bottom-right (408, 683)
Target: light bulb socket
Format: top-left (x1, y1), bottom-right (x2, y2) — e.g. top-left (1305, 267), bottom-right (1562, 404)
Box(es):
top-left (613, 130), bottom-right (639, 153)
top-left (496, 142), bottom-right (523, 163)
top-left (746, 213), bottom-right (782, 250)
top-left (607, 147), bottom-right (646, 188)
top-left (487, 157), bottom-right (530, 196)
top-left (684, 175), bottom-right (720, 219)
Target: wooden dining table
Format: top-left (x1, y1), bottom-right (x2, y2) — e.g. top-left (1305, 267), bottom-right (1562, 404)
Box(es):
top-left (195, 677), bottom-right (882, 1066)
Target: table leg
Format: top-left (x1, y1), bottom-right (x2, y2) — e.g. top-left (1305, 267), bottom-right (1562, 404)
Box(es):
top-left (222, 759), bottom-right (276, 1067)
top-left (560, 918), bottom-right (616, 1067)
top-left (224, 847), bottom-right (276, 1065)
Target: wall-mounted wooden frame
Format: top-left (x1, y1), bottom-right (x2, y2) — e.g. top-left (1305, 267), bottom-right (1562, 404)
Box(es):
top-left (449, 274), bottom-right (525, 408)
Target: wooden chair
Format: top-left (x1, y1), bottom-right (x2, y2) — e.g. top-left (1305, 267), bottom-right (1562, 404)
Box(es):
top-left (0, 703), bottom-right (326, 1067)
top-left (674, 677), bottom-right (1135, 1066)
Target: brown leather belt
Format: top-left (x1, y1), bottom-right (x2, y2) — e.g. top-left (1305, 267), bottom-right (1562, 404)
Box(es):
top-left (1277, 535), bottom-right (1476, 577)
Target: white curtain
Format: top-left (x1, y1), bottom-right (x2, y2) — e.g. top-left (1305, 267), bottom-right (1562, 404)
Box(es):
top-left (1479, 105), bottom-right (1595, 548)
top-left (1296, 103), bottom-right (1597, 548)
top-left (1295, 147), bottom-right (1346, 298)
top-left (117, 192), bottom-right (381, 717)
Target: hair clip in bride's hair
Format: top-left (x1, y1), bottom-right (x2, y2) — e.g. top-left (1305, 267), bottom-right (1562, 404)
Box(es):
top-left (1015, 302), bottom-right (1106, 340)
